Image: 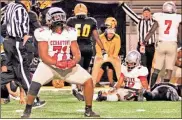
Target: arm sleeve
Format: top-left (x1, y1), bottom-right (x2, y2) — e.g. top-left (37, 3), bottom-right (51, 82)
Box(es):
top-left (121, 2), bottom-right (140, 24)
top-left (113, 35), bottom-right (121, 57)
top-left (15, 7), bottom-right (29, 36)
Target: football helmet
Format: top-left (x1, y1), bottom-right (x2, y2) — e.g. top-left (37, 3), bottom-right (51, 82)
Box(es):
top-left (162, 1), bottom-right (176, 14)
top-left (46, 7), bottom-right (66, 27)
top-left (125, 50), bottom-right (141, 71)
top-left (74, 3), bottom-right (88, 16)
top-left (105, 17), bottom-right (117, 29)
top-left (37, 0), bottom-right (52, 9)
top-left (19, 0), bottom-right (31, 12)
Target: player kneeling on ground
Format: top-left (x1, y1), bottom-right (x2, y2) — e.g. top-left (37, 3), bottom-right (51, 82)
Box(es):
top-left (21, 7), bottom-right (100, 118)
top-left (95, 50), bottom-right (149, 101)
top-left (92, 17), bottom-right (121, 87)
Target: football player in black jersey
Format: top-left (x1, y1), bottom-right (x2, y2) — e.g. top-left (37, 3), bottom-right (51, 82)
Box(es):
top-left (36, 0), bottom-right (52, 26)
top-left (67, 3), bottom-right (106, 101)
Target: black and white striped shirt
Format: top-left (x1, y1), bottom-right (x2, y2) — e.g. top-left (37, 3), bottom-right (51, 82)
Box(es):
top-left (1, 5), bottom-right (7, 25)
top-left (3, 2), bottom-right (29, 38)
top-left (122, 3), bottom-right (156, 45)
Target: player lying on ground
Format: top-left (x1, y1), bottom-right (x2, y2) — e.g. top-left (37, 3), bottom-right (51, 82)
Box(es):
top-left (143, 82), bottom-right (182, 101)
top-left (21, 7), bottom-right (100, 118)
top-left (93, 50), bottom-right (150, 101)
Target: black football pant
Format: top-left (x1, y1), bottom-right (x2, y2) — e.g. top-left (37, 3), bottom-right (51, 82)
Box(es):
top-left (3, 37), bottom-right (32, 92)
top-left (79, 45), bottom-right (93, 71)
top-left (138, 43), bottom-right (155, 83)
top-left (143, 83), bottom-right (180, 101)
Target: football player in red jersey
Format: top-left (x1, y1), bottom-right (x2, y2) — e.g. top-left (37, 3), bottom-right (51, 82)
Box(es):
top-left (21, 7), bottom-right (100, 118)
top-left (144, 1), bottom-right (181, 89)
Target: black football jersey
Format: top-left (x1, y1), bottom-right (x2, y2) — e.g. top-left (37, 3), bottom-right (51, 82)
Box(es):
top-left (67, 16), bottom-right (97, 43)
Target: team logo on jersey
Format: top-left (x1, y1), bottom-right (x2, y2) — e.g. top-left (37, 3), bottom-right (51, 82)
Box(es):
top-left (50, 40), bottom-right (71, 46)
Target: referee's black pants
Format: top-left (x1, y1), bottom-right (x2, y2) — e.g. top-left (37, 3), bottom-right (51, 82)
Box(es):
top-left (138, 43), bottom-right (155, 83)
top-left (3, 37), bottom-right (32, 92)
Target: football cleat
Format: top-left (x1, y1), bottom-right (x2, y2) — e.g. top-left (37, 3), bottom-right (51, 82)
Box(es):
top-left (21, 109), bottom-right (31, 118)
top-left (96, 91), bottom-right (107, 102)
top-left (72, 89), bottom-right (84, 101)
top-left (32, 100), bottom-right (46, 109)
top-left (84, 109), bottom-right (100, 117)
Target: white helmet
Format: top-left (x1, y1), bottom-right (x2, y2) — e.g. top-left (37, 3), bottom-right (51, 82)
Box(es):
top-left (46, 7), bottom-right (66, 26)
top-left (125, 50), bottom-right (141, 71)
top-left (162, 1), bottom-right (176, 14)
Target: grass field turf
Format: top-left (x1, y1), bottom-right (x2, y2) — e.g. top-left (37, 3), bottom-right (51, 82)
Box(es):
top-left (1, 89), bottom-right (182, 119)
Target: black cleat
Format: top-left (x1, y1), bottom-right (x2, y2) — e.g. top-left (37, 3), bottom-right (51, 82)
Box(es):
top-left (72, 89), bottom-right (84, 101)
top-left (84, 109), bottom-right (100, 117)
top-left (21, 111), bottom-right (31, 118)
top-left (32, 100), bottom-right (46, 109)
top-left (96, 91), bottom-right (107, 102)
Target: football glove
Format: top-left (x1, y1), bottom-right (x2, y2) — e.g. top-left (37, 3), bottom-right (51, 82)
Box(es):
top-left (56, 60), bottom-right (68, 69)
top-left (67, 59), bottom-right (76, 69)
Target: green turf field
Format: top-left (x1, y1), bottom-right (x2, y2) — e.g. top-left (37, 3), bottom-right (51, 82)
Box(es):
top-left (1, 90), bottom-right (181, 118)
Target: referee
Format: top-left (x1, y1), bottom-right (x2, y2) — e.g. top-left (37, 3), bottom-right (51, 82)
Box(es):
top-left (120, 2), bottom-right (156, 83)
top-left (2, 0), bottom-right (31, 92)
top-left (2, 0), bottom-right (46, 108)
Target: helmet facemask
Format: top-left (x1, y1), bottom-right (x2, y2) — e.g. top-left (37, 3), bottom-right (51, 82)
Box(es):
top-left (46, 8), bottom-right (66, 33)
top-left (125, 50), bottom-right (141, 71)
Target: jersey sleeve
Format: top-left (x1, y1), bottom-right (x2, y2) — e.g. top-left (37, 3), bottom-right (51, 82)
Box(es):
top-left (152, 13), bottom-right (160, 22)
top-left (68, 27), bottom-right (77, 41)
top-left (121, 63), bottom-right (127, 75)
top-left (137, 66), bottom-right (148, 77)
top-left (177, 14), bottom-right (182, 23)
top-left (34, 27), bottom-right (50, 42)
top-left (90, 17), bottom-right (98, 30)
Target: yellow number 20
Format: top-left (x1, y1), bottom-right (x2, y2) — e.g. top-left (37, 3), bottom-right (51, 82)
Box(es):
top-left (75, 24), bottom-right (91, 37)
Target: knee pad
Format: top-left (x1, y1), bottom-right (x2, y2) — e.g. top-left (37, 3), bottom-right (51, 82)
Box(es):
top-left (28, 81), bottom-right (41, 96)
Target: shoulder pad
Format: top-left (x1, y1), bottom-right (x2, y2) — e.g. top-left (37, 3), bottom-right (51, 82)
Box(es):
top-left (34, 27), bottom-right (51, 42)
top-left (65, 27), bottom-right (77, 41)
top-left (137, 66), bottom-right (148, 77)
top-left (89, 17), bottom-right (97, 24)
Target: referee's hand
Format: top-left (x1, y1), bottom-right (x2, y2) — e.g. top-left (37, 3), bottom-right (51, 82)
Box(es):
top-left (23, 35), bottom-right (32, 46)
